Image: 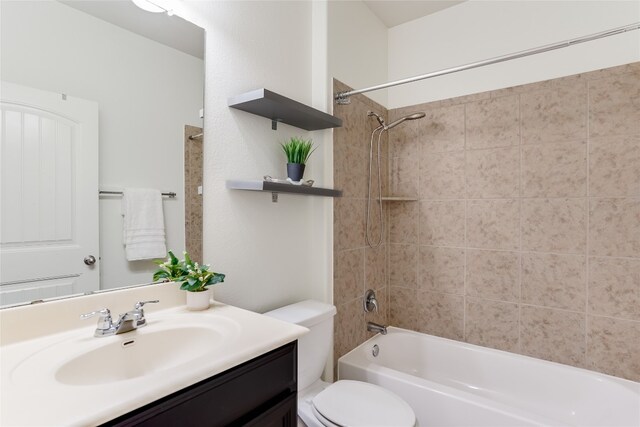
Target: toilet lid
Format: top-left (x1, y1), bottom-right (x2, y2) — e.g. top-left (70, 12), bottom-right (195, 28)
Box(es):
top-left (312, 380), bottom-right (416, 427)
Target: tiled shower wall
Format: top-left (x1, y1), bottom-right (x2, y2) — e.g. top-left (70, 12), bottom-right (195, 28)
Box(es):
top-left (333, 80), bottom-right (389, 372)
top-left (387, 62), bottom-right (640, 382)
top-left (184, 125), bottom-right (203, 263)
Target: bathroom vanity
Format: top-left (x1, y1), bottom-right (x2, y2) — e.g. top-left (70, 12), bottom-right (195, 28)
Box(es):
top-left (0, 283), bottom-right (307, 426)
top-left (107, 342), bottom-right (297, 426)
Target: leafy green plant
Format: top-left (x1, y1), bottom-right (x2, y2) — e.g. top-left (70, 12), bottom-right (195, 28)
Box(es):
top-left (281, 137), bottom-right (316, 164)
top-left (153, 250), bottom-right (225, 292)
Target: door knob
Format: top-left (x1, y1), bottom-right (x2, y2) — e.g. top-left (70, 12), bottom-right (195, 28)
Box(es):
top-left (84, 255), bottom-right (97, 266)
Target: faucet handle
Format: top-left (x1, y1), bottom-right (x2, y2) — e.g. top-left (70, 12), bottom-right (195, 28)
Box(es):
top-left (134, 300), bottom-right (159, 310)
top-left (80, 308), bottom-right (113, 331)
top-left (132, 300), bottom-right (159, 327)
top-left (364, 289), bottom-right (379, 313)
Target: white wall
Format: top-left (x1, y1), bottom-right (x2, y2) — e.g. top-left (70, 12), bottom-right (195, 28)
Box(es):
top-left (175, 1), bottom-right (332, 313)
top-left (1, 1), bottom-right (204, 289)
top-left (328, 0), bottom-right (389, 107)
top-left (388, 0), bottom-right (640, 108)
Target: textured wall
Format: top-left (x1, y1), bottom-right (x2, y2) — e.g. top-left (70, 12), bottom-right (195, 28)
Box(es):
top-left (177, 1), bottom-right (333, 313)
top-left (387, 62), bottom-right (640, 381)
top-left (332, 80), bottom-right (389, 373)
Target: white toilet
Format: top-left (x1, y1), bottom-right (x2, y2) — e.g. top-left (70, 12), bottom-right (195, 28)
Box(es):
top-left (264, 300), bottom-right (416, 427)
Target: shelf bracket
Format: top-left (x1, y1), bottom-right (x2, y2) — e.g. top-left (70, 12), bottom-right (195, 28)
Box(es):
top-left (271, 118), bottom-right (282, 131)
top-left (272, 192), bottom-right (278, 203)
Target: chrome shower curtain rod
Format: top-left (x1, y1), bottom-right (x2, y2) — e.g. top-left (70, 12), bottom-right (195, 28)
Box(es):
top-left (335, 22), bottom-right (640, 104)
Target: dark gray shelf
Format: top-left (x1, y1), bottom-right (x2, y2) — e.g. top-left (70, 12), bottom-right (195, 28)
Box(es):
top-left (228, 89), bottom-right (342, 131)
top-left (226, 180), bottom-right (342, 198)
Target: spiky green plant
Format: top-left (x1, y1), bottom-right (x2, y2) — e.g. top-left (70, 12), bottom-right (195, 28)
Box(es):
top-left (153, 250), bottom-right (225, 292)
top-left (281, 137), bottom-right (316, 165)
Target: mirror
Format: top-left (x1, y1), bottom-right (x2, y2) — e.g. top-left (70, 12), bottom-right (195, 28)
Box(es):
top-left (0, 0), bottom-right (205, 307)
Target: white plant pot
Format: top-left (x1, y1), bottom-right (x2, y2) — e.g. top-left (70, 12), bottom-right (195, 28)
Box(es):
top-left (186, 288), bottom-right (212, 311)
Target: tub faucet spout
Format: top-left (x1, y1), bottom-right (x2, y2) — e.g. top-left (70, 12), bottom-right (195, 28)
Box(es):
top-left (367, 321), bottom-right (387, 335)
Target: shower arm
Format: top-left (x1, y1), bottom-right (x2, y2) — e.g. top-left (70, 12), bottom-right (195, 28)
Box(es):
top-left (335, 22), bottom-right (640, 104)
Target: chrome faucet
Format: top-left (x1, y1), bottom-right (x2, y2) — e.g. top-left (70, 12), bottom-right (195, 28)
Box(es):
top-left (367, 321), bottom-right (387, 335)
top-left (81, 300), bottom-right (159, 337)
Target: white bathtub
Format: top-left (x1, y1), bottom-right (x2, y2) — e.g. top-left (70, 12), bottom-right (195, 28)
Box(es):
top-left (338, 327), bottom-right (640, 427)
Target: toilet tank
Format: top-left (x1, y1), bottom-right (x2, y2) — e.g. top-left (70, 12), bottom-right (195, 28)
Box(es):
top-left (264, 300), bottom-right (336, 390)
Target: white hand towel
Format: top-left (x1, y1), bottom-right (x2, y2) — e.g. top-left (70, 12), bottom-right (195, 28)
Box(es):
top-left (122, 188), bottom-right (167, 261)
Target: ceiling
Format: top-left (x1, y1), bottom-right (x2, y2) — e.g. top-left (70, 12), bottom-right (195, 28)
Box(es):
top-left (60, 1), bottom-right (204, 59)
top-left (363, 1), bottom-right (466, 28)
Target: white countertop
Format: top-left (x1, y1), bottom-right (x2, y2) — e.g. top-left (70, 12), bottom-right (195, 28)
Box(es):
top-left (1, 302), bottom-right (307, 426)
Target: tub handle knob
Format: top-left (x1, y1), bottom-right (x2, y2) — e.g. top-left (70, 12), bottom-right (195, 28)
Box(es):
top-left (364, 289), bottom-right (379, 313)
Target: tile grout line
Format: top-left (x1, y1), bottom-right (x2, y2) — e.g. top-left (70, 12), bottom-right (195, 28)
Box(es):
top-left (463, 102), bottom-right (468, 341)
top-left (585, 78), bottom-right (591, 369)
top-left (518, 93), bottom-right (523, 354)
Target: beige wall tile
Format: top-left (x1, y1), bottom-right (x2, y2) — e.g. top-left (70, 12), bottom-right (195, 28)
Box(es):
top-left (419, 104), bottom-right (465, 153)
top-left (418, 246), bottom-right (465, 295)
top-left (589, 199), bottom-right (640, 257)
top-left (589, 71), bottom-right (640, 137)
top-left (521, 140), bottom-right (587, 197)
top-left (334, 249), bottom-right (364, 306)
top-left (419, 150), bottom-right (465, 199)
top-left (466, 95), bottom-right (520, 150)
top-left (334, 198), bottom-right (365, 251)
top-left (589, 257), bottom-right (640, 321)
top-left (389, 201), bottom-right (418, 244)
top-left (521, 253), bottom-right (586, 311)
top-left (466, 249), bottom-right (520, 302)
top-left (390, 155), bottom-right (419, 197)
top-left (419, 200), bottom-right (465, 246)
top-left (390, 286), bottom-right (417, 330)
top-left (467, 199), bottom-right (520, 250)
top-left (334, 101), bottom-right (367, 152)
top-left (389, 120), bottom-right (419, 158)
top-left (389, 244), bottom-right (417, 288)
top-left (521, 199), bottom-right (586, 253)
top-left (466, 147), bottom-right (520, 198)
top-left (587, 315), bottom-right (640, 382)
top-left (520, 306), bottom-right (585, 367)
top-left (334, 145), bottom-right (368, 199)
top-left (520, 82), bottom-right (587, 144)
top-left (465, 298), bottom-right (520, 352)
top-left (334, 299), bottom-right (366, 363)
top-left (365, 244), bottom-right (386, 291)
top-left (416, 291), bottom-right (464, 340)
top-left (589, 134), bottom-right (640, 198)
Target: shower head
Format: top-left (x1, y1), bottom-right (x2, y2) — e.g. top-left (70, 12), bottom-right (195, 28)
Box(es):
top-left (384, 112), bottom-right (426, 130)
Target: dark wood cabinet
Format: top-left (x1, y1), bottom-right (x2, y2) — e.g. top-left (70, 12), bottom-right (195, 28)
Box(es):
top-left (104, 341), bottom-right (297, 427)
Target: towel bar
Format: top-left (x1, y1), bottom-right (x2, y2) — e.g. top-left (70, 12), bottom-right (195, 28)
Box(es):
top-left (99, 190), bottom-right (177, 198)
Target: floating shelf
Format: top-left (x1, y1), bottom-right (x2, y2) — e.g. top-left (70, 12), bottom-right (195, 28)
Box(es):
top-left (381, 196), bottom-right (418, 201)
top-left (228, 88), bottom-right (343, 131)
top-left (226, 180), bottom-right (342, 202)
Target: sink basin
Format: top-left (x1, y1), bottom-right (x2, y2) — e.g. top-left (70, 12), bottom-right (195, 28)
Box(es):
top-left (56, 326), bottom-right (222, 385)
top-left (11, 314), bottom-right (240, 387)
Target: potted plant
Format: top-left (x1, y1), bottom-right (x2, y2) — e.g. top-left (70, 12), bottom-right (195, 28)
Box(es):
top-left (281, 136), bottom-right (315, 182)
top-left (154, 250), bottom-right (225, 311)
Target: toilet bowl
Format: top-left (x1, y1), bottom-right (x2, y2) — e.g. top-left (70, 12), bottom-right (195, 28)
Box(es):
top-left (264, 300), bottom-right (416, 427)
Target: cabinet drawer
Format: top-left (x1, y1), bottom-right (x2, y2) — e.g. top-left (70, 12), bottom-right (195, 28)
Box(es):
top-left (105, 341), bottom-right (297, 427)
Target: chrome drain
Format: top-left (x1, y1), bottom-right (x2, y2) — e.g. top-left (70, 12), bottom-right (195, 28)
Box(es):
top-left (372, 344), bottom-right (379, 357)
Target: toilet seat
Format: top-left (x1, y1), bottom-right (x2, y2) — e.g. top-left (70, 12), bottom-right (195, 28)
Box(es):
top-left (311, 380), bottom-right (416, 427)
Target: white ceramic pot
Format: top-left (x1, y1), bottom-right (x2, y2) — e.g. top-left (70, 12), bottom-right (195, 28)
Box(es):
top-left (186, 288), bottom-right (212, 311)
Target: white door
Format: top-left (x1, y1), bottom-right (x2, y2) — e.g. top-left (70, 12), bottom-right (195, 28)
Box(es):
top-left (0, 82), bottom-right (99, 305)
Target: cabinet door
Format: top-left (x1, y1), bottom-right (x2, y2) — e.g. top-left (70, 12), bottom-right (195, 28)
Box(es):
top-left (243, 393), bottom-right (296, 427)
